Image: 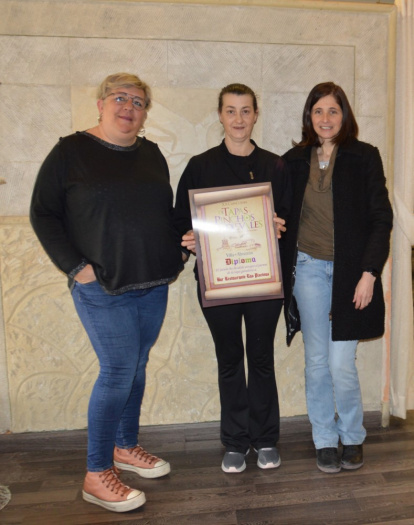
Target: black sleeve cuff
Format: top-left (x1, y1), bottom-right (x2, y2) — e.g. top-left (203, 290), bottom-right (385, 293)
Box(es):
top-left (363, 268), bottom-right (379, 278)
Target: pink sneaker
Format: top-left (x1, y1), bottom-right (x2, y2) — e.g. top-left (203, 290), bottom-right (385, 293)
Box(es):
top-left (82, 467), bottom-right (145, 512)
top-left (114, 446), bottom-right (171, 479)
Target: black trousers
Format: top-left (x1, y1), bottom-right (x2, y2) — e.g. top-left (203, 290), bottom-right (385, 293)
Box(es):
top-left (198, 284), bottom-right (282, 453)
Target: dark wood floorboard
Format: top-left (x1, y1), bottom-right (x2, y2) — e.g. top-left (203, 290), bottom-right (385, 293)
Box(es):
top-left (0, 412), bottom-right (413, 525)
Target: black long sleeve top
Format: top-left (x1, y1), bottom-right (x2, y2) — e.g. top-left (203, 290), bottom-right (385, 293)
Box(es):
top-left (175, 140), bottom-right (291, 235)
top-left (30, 132), bottom-right (184, 294)
top-left (174, 140), bottom-right (292, 279)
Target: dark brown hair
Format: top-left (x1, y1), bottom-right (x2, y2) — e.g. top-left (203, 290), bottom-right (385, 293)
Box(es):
top-left (218, 83), bottom-right (258, 113)
top-left (296, 82), bottom-right (358, 147)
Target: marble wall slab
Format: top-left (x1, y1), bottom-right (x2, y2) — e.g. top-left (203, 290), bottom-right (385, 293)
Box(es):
top-left (0, 0), bottom-right (395, 432)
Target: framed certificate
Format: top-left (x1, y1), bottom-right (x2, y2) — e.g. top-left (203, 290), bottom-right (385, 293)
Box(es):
top-left (189, 182), bottom-right (283, 307)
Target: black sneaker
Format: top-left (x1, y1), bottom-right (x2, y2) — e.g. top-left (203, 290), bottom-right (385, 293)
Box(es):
top-left (341, 444), bottom-right (364, 470)
top-left (316, 447), bottom-right (341, 473)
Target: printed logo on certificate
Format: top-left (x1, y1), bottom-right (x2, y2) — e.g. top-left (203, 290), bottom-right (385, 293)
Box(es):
top-left (189, 182), bottom-right (283, 307)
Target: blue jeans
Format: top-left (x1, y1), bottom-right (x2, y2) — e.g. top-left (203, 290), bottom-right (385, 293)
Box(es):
top-left (71, 281), bottom-right (168, 472)
top-left (293, 251), bottom-right (366, 449)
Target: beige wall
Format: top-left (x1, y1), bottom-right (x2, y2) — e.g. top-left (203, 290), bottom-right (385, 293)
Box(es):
top-left (0, 0), bottom-right (395, 432)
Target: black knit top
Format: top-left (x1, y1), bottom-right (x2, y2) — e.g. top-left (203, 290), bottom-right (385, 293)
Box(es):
top-left (30, 132), bottom-right (183, 294)
top-left (175, 140), bottom-right (292, 237)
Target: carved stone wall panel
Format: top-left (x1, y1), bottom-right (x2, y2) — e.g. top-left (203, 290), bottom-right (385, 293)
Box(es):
top-left (262, 44), bottom-right (355, 98)
top-left (261, 92), bottom-right (304, 154)
top-left (180, 266), bottom-right (209, 330)
top-left (357, 340), bottom-right (383, 411)
top-left (358, 116), bottom-right (387, 162)
top-left (139, 95), bottom-right (226, 191)
top-left (0, 162), bottom-right (41, 217)
top-left (0, 1), bottom-right (395, 432)
top-left (168, 41), bottom-right (263, 90)
top-left (0, 85), bottom-right (72, 165)
top-left (69, 39), bottom-right (169, 87)
top-left (0, 222), bottom-right (96, 431)
top-left (0, 267), bottom-right (10, 432)
top-left (0, 35), bottom-right (71, 85)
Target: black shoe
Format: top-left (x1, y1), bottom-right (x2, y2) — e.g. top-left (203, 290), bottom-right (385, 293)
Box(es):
top-left (341, 444), bottom-right (364, 470)
top-left (316, 448), bottom-right (341, 473)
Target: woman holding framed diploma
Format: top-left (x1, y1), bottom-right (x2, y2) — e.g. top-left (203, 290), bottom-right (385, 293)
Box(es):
top-left (175, 83), bottom-right (291, 473)
top-left (282, 82), bottom-right (392, 474)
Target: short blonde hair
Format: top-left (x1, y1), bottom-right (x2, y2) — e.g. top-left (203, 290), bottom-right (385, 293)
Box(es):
top-left (97, 72), bottom-right (152, 110)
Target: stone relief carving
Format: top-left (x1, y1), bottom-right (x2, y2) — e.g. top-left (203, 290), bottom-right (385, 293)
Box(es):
top-left (0, 0), bottom-right (394, 432)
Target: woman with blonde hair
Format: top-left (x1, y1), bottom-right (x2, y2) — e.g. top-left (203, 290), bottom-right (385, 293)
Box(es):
top-left (31, 73), bottom-right (184, 512)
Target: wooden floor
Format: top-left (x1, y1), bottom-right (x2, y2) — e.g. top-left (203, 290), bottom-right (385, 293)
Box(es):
top-left (1, 412), bottom-right (414, 525)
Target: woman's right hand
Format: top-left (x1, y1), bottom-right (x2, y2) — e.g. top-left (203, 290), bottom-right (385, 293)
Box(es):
top-left (74, 264), bottom-right (97, 284)
top-left (273, 212), bottom-right (286, 239)
top-left (181, 230), bottom-right (196, 254)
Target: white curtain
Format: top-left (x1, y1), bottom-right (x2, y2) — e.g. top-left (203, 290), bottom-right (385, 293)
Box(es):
top-left (391, 0), bottom-right (414, 419)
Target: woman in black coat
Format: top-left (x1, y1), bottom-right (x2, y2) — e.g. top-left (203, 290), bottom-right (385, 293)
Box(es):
top-left (176, 83), bottom-right (291, 474)
top-left (282, 82), bottom-right (392, 474)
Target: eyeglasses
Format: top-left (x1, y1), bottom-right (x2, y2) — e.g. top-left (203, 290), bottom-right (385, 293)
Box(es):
top-left (107, 92), bottom-right (146, 111)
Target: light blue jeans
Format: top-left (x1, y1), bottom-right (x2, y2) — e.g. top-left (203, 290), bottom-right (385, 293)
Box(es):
top-left (293, 251), bottom-right (366, 449)
top-left (71, 281), bottom-right (168, 471)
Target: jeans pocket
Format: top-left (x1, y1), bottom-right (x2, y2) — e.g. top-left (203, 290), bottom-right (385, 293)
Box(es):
top-left (296, 251), bottom-right (313, 265)
top-left (76, 279), bottom-right (98, 287)
top-left (73, 280), bottom-right (112, 307)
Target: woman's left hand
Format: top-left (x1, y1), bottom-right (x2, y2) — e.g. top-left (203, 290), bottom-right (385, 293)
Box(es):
top-left (353, 272), bottom-right (376, 310)
top-left (273, 213), bottom-right (286, 239)
top-left (182, 230), bottom-right (196, 254)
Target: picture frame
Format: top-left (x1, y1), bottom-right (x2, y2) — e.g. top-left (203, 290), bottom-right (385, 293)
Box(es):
top-left (189, 182), bottom-right (283, 307)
